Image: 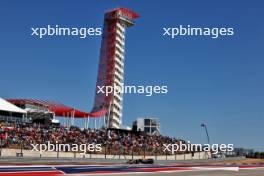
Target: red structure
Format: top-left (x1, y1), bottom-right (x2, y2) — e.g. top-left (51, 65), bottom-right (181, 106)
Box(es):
top-left (91, 7), bottom-right (139, 128)
top-left (7, 99), bottom-right (107, 118)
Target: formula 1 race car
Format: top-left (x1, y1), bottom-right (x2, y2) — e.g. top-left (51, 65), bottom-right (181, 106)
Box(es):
top-left (126, 158), bottom-right (154, 164)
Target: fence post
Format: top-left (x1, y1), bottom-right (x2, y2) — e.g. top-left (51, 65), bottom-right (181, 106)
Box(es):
top-left (104, 145), bottom-right (107, 159)
top-left (0, 138), bottom-right (2, 157)
top-left (132, 146), bottom-right (134, 160)
top-left (57, 149), bottom-right (59, 158)
top-left (20, 140), bottom-right (23, 157)
top-left (155, 148), bottom-right (157, 161)
top-left (144, 145), bottom-right (146, 159)
top-left (119, 146), bottom-right (121, 159)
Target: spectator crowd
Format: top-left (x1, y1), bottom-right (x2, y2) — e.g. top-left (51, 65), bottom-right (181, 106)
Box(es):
top-left (0, 122), bottom-right (184, 155)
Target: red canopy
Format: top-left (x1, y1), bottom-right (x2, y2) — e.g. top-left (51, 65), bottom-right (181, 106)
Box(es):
top-left (6, 99), bottom-right (107, 118)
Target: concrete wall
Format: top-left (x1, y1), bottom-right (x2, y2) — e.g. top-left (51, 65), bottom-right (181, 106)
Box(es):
top-left (0, 149), bottom-right (211, 160)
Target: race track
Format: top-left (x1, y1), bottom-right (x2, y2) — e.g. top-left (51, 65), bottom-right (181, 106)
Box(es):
top-left (0, 162), bottom-right (263, 176)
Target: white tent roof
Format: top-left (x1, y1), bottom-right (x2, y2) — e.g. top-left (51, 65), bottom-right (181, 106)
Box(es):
top-left (0, 97), bottom-right (27, 114)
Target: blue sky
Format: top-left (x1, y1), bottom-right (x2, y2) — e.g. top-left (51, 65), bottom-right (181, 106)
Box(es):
top-left (0, 0), bottom-right (264, 150)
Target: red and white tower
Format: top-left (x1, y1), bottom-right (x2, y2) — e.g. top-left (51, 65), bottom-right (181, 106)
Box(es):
top-left (91, 8), bottom-right (139, 128)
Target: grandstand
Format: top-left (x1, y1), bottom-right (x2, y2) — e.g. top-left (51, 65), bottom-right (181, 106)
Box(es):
top-left (7, 99), bottom-right (54, 124)
top-left (0, 121), bottom-right (190, 157)
top-left (5, 99), bottom-right (107, 128)
top-left (0, 98), bottom-right (28, 123)
top-left (0, 98), bottom-right (191, 158)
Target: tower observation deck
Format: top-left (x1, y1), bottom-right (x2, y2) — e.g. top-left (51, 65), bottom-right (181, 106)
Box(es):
top-left (91, 8), bottom-right (139, 129)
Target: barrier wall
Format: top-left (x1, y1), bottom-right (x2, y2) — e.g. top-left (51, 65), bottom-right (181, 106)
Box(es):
top-left (0, 149), bottom-right (211, 160)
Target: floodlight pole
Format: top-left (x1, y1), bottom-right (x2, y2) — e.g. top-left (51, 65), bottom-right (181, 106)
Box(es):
top-left (201, 123), bottom-right (210, 144)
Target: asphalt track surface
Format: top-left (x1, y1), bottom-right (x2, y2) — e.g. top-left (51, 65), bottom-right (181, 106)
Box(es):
top-left (122, 170), bottom-right (264, 176)
top-left (0, 164), bottom-right (263, 176)
top-left (0, 158), bottom-right (263, 176)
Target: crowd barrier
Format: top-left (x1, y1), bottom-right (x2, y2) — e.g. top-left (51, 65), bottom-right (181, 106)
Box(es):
top-left (0, 148), bottom-right (211, 160)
